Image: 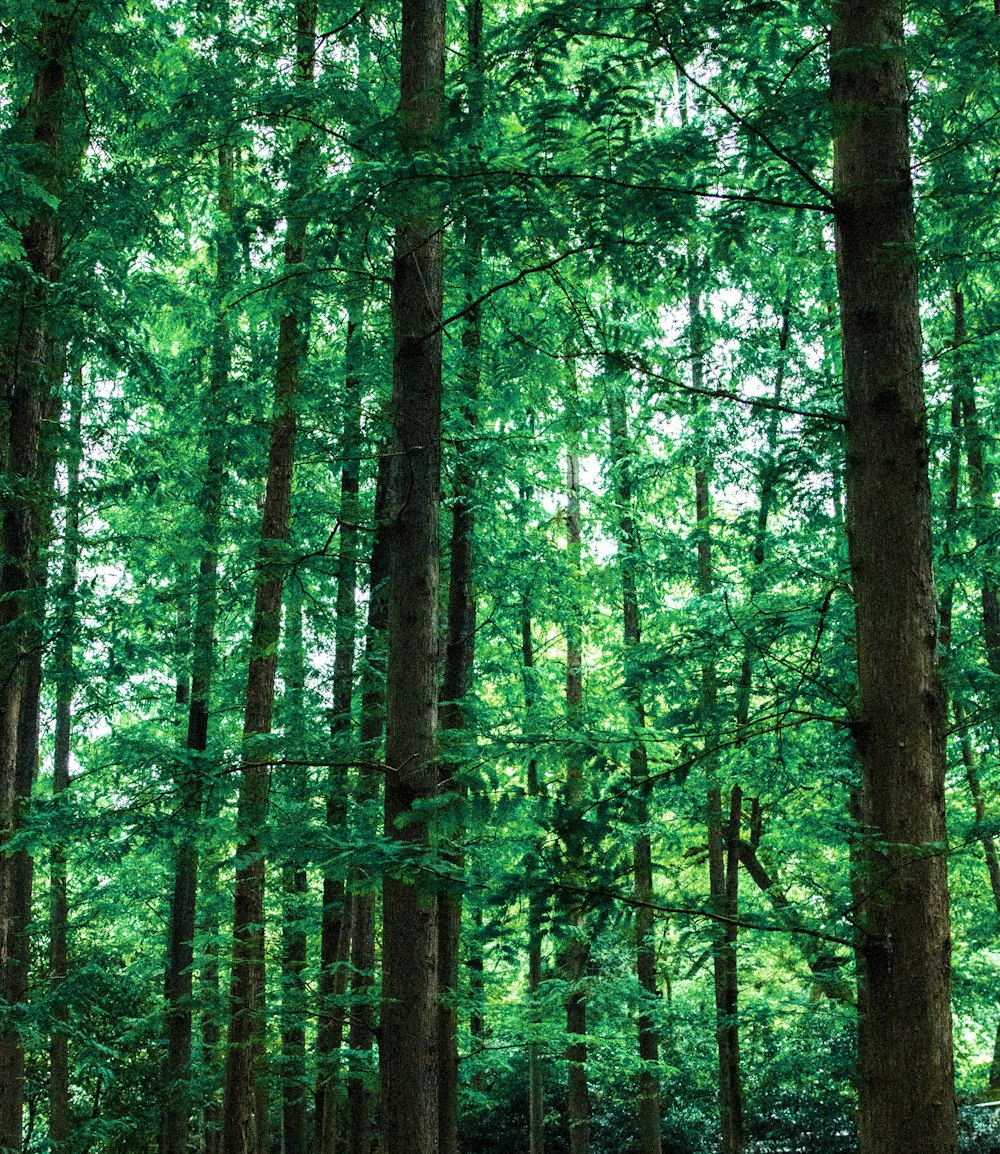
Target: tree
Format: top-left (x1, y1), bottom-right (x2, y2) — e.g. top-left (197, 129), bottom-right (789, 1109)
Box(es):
top-left (0, 3), bottom-right (86, 1144)
top-left (379, 0), bottom-right (447, 1151)
top-left (830, 1), bottom-right (957, 1150)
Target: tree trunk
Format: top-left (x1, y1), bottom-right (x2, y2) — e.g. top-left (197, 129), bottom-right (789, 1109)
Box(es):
top-left (49, 365), bottom-right (82, 1148)
top-left (952, 288), bottom-right (1000, 681)
top-left (734, 295), bottom-right (789, 733)
top-left (606, 371), bottom-right (661, 1154)
top-left (0, 4), bottom-right (82, 1144)
top-left (200, 778), bottom-right (227, 1154)
top-left (562, 445), bottom-right (591, 1154)
top-left (831, 3), bottom-right (956, 1149)
top-left (280, 579), bottom-right (309, 1154)
top-left (941, 287), bottom-right (1000, 1097)
top-left (690, 267), bottom-right (744, 1154)
top-left (522, 578), bottom-right (546, 1154)
top-left (378, 0), bottom-right (446, 1149)
top-left (161, 127), bottom-right (234, 1154)
top-left (346, 452), bottom-right (391, 1154)
top-left (437, 2), bottom-right (484, 1140)
top-left (221, 5), bottom-right (315, 1148)
top-left (315, 286), bottom-right (365, 1154)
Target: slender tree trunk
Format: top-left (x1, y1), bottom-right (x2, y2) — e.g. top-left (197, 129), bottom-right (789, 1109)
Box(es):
top-left (346, 453), bottom-right (391, 1154)
top-left (201, 781), bottom-right (226, 1154)
top-left (437, 3), bottom-right (484, 1141)
top-left (953, 288), bottom-right (1000, 680)
top-left (734, 296), bottom-right (789, 733)
top-left (280, 579), bottom-right (309, 1154)
top-left (0, 5), bottom-right (83, 1143)
top-left (831, 4), bottom-right (956, 1150)
top-left (942, 287), bottom-right (1000, 1096)
top-left (315, 288), bottom-right (365, 1154)
top-left (221, 6), bottom-right (316, 1149)
top-left (690, 268), bottom-right (744, 1154)
top-left (161, 128), bottom-right (234, 1154)
top-left (562, 444), bottom-right (590, 1154)
top-left (379, 0), bottom-right (446, 1149)
top-left (435, 426), bottom-right (478, 1154)
top-left (731, 305), bottom-right (850, 1000)
top-left (196, 138), bottom-right (235, 1140)
top-left (49, 365), bottom-right (82, 1148)
top-left (522, 579), bottom-right (546, 1154)
top-left (606, 371), bottom-right (661, 1154)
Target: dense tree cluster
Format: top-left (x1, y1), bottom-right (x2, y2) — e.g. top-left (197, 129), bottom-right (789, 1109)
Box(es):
top-left (1, 1), bottom-right (1000, 1153)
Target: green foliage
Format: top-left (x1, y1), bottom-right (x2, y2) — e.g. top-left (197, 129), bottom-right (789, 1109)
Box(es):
top-left (2, 0), bottom-right (1000, 1150)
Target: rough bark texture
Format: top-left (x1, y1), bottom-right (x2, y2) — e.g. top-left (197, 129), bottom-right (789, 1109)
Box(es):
top-left (831, 4), bottom-right (956, 1150)
top-left (607, 375), bottom-right (661, 1154)
top-left (221, 5), bottom-right (315, 1147)
top-left (0, 5), bottom-right (82, 1144)
top-left (379, 0), bottom-right (446, 1149)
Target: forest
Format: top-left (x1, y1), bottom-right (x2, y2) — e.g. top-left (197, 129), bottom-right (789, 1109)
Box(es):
top-left (1, 0), bottom-right (999, 1152)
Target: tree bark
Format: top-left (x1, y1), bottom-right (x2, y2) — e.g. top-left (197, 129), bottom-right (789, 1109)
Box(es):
top-left (831, 3), bottom-right (956, 1150)
top-left (606, 370), bottom-right (661, 1154)
top-left (49, 364), bottom-right (82, 1148)
top-left (280, 579), bottom-right (309, 1154)
top-left (437, 2), bottom-right (484, 1140)
top-left (690, 266), bottom-right (744, 1154)
top-left (940, 287), bottom-right (1000, 1096)
top-left (346, 452), bottom-right (391, 1154)
top-left (0, 5), bottom-right (83, 1144)
top-left (221, 5), bottom-right (315, 1148)
top-left (562, 444), bottom-right (591, 1154)
top-left (315, 286), bottom-right (364, 1154)
top-left (160, 128), bottom-right (234, 1154)
top-left (378, 0), bottom-right (446, 1149)
top-left (522, 575), bottom-right (546, 1154)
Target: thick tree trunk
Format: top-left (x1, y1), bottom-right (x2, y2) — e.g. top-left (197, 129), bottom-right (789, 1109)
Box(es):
top-left (379, 0), bottom-right (446, 1149)
top-left (0, 5), bottom-right (82, 1144)
top-left (221, 6), bottom-right (315, 1148)
top-left (562, 447), bottom-right (591, 1154)
top-left (831, 4), bottom-right (956, 1150)
top-left (606, 374), bottom-right (661, 1154)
